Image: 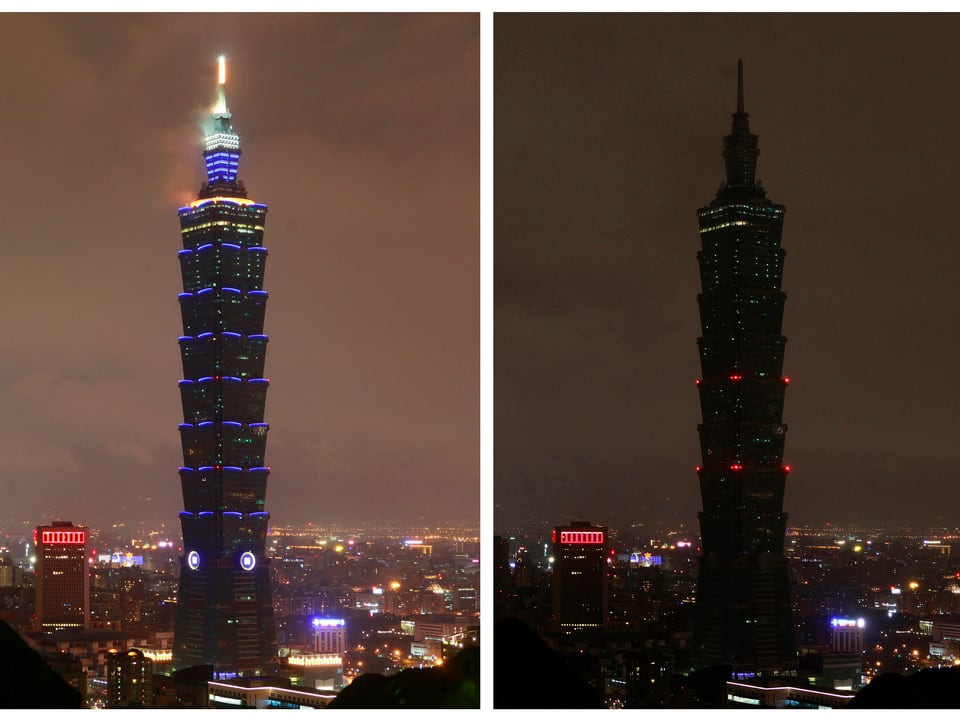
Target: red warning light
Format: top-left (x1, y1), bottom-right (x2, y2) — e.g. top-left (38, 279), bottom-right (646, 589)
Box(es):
top-left (730, 374), bottom-right (743, 381)
top-left (730, 463), bottom-right (743, 471)
top-left (695, 466), bottom-right (702, 473)
top-left (695, 379), bottom-right (701, 385)
top-left (783, 377), bottom-right (791, 384)
top-left (784, 465), bottom-right (792, 473)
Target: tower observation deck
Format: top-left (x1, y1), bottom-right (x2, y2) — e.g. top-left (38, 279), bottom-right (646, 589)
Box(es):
top-left (172, 56), bottom-right (277, 677)
top-left (692, 60), bottom-right (795, 677)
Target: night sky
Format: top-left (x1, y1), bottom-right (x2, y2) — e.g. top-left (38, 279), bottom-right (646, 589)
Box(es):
top-left (0, 14), bottom-right (478, 531)
top-left (495, 14), bottom-right (960, 533)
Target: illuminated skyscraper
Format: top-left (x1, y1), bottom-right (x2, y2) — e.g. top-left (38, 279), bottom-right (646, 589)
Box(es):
top-left (173, 57), bottom-right (277, 677)
top-left (692, 61), bottom-right (795, 675)
top-left (552, 521), bottom-right (608, 631)
top-left (35, 521), bottom-right (89, 632)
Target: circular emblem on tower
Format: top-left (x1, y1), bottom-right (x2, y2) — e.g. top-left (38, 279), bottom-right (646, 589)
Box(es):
top-left (240, 551), bottom-right (256, 571)
top-left (187, 550), bottom-right (200, 570)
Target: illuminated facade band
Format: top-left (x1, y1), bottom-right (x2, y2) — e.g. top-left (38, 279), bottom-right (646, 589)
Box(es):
top-left (692, 60), bottom-right (795, 675)
top-left (173, 56), bottom-right (277, 677)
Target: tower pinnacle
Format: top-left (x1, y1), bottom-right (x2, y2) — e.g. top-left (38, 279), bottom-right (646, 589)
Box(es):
top-left (213, 55), bottom-right (229, 117)
top-left (203, 55), bottom-right (242, 192)
top-left (720, 58), bottom-right (760, 195)
top-left (737, 58), bottom-right (744, 115)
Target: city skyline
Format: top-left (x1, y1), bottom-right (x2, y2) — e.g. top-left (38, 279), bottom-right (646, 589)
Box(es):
top-left (0, 14), bottom-right (479, 530)
top-left (495, 14), bottom-right (960, 532)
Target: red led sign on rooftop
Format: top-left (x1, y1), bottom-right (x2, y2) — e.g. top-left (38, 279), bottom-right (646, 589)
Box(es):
top-left (40, 530), bottom-right (86, 545)
top-left (559, 531), bottom-right (605, 545)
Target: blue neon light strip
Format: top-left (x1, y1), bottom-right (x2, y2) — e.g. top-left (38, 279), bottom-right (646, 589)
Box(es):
top-left (223, 287), bottom-right (241, 294)
top-left (197, 243), bottom-right (213, 252)
top-left (249, 290), bottom-right (268, 297)
top-left (178, 423), bottom-right (192, 429)
top-left (225, 376), bottom-right (242, 382)
top-left (178, 293), bottom-right (193, 299)
top-left (250, 334), bottom-right (268, 340)
top-left (250, 423), bottom-right (269, 428)
top-left (249, 247), bottom-right (267, 253)
top-left (223, 421), bottom-right (241, 427)
top-left (223, 332), bottom-right (241, 338)
top-left (223, 511), bottom-right (242, 517)
top-left (197, 287), bottom-right (213, 295)
top-left (179, 511), bottom-right (194, 517)
top-left (250, 512), bottom-right (269, 517)
top-left (199, 511), bottom-right (214, 517)
top-left (178, 380), bottom-right (194, 385)
top-left (199, 466), bottom-right (214, 471)
top-left (198, 421), bottom-right (214, 428)
top-left (198, 332), bottom-right (213, 339)
top-left (224, 466), bottom-right (242, 472)
top-left (179, 467), bottom-right (194, 473)
top-left (249, 379), bottom-right (269, 384)
top-left (178, 336), bottom-right (193, 342)
top-left (198, 377), bottom-right (214, 382)
top-left (178, 250), bottom-right (193, 256)
top-left (223, 243), bottom-right (241, 250)
top-left (250, 467), bottom-right (269, 472)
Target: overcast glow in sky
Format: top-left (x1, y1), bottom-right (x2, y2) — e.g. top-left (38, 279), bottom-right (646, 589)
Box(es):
top-left (0, 13), bottom-right (478, 531)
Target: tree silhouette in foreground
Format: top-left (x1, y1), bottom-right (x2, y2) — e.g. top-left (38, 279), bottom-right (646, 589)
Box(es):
top-left (0, 620), bottom-right (82, 708)
top-left (494, 617), bottom-right (604, 708)
top-left (848, 667), bottom-right (960, 708)
top-left (329, 645), bottom-right (479, 708)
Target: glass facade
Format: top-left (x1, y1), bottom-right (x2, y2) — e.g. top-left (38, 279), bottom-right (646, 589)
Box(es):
top-left (692, 62), bottom-right (795, 676)
top-left (172, 60), bottom-right (277, 677)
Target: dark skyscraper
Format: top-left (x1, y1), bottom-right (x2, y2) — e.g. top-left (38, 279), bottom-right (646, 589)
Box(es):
top-left (173, 57), bottom-right (277, 677)
top-left (552, 521), bottom-right (608, 631)
top-left (692, 61), bottom-right (795, 676)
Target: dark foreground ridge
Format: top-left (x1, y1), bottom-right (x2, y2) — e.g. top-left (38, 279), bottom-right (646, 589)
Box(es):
top-left (848, 666), bottom-right (960, 708)
top-left (329, 645), bottom-right (479, 708)
top-left (494, 617), bottom-right (604, 708)
top-left (0, 619), bottom-right (82, 708)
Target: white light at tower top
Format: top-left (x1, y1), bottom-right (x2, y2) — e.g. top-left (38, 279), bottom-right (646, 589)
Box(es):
top-left (218, 55), bottom-right (226, 85)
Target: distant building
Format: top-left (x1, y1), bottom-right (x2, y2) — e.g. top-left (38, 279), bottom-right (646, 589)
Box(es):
top-left (35, 521), bottom-right (89, 632)
top-left (208, 679), bottom-right (336, 708)
top-left (929, 617), bottom-right (960, 660)
top-left (830, 617), bottom-right (865, 654)
top-left (552, 521), bottom-right (608, 631)
top-left (105, 648), bottom-right (154, 707)
top-left (726, 680), bottom-right (854, 708)
top-left (313, 617), bottom-right (346, 654)
top-left (0, 555), bottom-right (19, 588)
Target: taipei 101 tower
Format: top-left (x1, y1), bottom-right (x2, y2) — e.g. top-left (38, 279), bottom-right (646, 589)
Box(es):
top-left (173, 57), bottom-right (278, 677)
top-left (692, 61), bottom-right (795, 676)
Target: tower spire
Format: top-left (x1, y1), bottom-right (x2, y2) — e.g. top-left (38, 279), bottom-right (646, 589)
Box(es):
top-left (202, 55), bottom-right (242, 193)
top-left (720, 58), bottom-right (760, 193)
top-left (213, 55), bottom-right (229, 117)
top-left (737, 58), bottom-right (744, 115)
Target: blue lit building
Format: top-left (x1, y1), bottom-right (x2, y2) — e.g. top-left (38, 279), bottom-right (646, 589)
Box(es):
top-left (692, 61), bottom-right (795, 676)
top-left (172, 57), bottom-right (277, 677)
